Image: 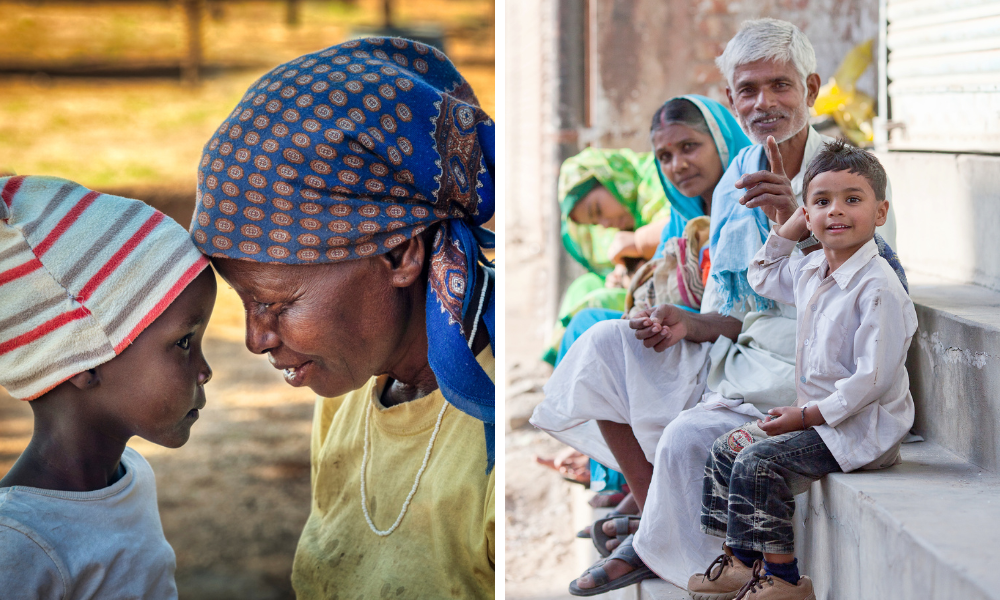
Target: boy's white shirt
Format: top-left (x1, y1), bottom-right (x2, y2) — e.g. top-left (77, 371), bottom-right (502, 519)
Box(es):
top-left (748, 230), bottom-right (917, 472)
top-left (0, 447), bottom-right (178, 599)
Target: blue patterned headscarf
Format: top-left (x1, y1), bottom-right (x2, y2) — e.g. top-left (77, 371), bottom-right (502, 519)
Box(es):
top-left (190, 38), bottom-right (496, 472)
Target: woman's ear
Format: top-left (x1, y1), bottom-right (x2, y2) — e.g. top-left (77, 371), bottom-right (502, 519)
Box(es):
top-left (380, 234), bottom-right (427, 288)
top-left (68, 368), bottom-right (100, 391)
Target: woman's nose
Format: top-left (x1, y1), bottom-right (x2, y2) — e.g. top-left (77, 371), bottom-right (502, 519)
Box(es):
top-left (245, 313), bottom-right (280, 355)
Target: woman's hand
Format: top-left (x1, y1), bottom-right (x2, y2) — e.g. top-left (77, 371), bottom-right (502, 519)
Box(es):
top-left (608, 231), bottom-right (641, 264)
top-left (736, 136), bottom-right (798, 226)
top-left (628, 304), bottom-right (689, 352)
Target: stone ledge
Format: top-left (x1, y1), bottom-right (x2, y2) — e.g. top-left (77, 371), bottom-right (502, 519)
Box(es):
top-left (795, 441), bottom-right (1000, 600)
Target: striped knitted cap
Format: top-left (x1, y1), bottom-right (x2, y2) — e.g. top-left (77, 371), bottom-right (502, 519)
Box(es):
top-left (0, 175), bottom-right (209, 400)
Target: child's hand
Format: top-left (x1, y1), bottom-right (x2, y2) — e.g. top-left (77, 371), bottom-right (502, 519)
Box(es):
top-left (776, 206), bottom-right (810, 243)
top-left (628, 304), bottom-right (688, 352)
top-left (758, 406), bottom-right (803, 435)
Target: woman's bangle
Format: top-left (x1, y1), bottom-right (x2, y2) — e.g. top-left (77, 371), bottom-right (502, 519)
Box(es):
top-left (801, 406), bottom-right (808, 430)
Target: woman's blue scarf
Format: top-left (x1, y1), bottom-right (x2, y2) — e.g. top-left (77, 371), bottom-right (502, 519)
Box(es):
top-left (190, 38), bottom-right (496, 473)
top-left (652, 95), bottom-right (752, 248)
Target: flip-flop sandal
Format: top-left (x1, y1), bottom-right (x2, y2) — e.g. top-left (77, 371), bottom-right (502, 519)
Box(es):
top-left (568, 534), bottom-right (657, 596)
top-left (591, 514), bottom-right (641, 557)
top-left (575, 509), bottom-right (626, 539)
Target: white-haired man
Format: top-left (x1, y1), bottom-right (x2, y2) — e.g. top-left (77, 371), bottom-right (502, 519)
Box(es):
top-left (531, 18), bottom-right (900, 596)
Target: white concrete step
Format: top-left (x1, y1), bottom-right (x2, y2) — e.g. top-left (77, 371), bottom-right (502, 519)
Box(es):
top-left (795, 441), bottom-right (1000, 600)
top-left (621, 442), bottom-right (1000, 600)
top-left (908, 283), bottom-right (1000, 474)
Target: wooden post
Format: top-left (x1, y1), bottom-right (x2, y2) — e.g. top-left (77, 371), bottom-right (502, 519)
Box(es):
top-left (383, 0), bottom-right (393, 29)
top-left (182, 0), bottom-right (204, 86)
top-left (286, 0), bottom-right (301, 26)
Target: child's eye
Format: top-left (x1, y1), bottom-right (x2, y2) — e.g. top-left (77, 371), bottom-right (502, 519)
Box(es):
top-left (847, 196), bottom-right (861, 203)
top-left (177, 334), bottom-right (193, 350)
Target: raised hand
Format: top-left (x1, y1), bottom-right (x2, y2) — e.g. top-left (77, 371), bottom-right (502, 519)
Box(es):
top-left (735, 136), bottom-right (798, 225)
top-left (628, 303), bottom-right (689, 352)
top-left (776, 205), bottom-right (810, 243)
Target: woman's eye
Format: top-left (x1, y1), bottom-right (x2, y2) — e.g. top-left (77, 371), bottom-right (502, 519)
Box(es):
top-left (177, 335), bottom-right (193, 350)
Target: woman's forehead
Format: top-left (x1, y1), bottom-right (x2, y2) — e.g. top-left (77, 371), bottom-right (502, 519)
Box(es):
top-left (652, 123), bottom-right (711, 150)
top-left (213, 256), bottom-right (366, 296)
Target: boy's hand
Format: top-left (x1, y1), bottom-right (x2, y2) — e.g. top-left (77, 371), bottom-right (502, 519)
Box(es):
top-left (628, 304), bottom-right (688, 352)
top-left (776, 206), bottom-right (810, 242)
top-left (759, 406), bottom-right (803, 435)
top-left (736, 136), bottom-right (798, 226)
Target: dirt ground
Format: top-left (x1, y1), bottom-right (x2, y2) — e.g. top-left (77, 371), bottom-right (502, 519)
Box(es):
top-left (504, 233), bottom-right (591, 600)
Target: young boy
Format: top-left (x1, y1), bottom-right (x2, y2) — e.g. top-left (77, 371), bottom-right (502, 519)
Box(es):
top-left (686, 140), bottom-right (916, 600)
top-left (0, 175), bottom-right (216, 598)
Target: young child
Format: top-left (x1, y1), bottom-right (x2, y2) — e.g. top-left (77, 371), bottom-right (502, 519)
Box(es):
top-left (686, 140), bottom-right (916, 600)
top-left (0, 175), bottom-right (216, 598)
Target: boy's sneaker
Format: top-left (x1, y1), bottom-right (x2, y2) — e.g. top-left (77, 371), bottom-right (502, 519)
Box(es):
top-left (687, 545), bottom-right (754, 600)
top-left (733, 561), bottom-right (816, 600)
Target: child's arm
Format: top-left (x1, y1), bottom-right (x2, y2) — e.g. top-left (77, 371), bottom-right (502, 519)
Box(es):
top-left (746, 208), bottom-right (809, 306)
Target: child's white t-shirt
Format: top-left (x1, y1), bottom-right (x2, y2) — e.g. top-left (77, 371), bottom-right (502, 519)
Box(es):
top-left (0, 446), bottom-right (177, 599)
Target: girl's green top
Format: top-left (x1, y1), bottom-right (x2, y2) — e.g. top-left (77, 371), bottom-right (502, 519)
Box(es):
top-left (559, 148), bottom-right (671, 276)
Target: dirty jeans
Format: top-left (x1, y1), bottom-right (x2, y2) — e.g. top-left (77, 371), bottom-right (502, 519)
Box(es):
top-left (700, 427), bottom-right (842, 554)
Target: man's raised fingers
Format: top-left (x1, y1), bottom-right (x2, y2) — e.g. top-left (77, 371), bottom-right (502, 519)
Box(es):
top-left (743, 193), bottom-right (791, 209)
top-left (735, 170), bottom-right (787, 190)
top-left (766, 135), bottom-right (786, 177)
top-left (739, 183), bottom-right (790, 204)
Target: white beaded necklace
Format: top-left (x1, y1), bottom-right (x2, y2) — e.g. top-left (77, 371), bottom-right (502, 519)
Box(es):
top-left (360, 397), bottom-right (448, 536)
top-left (359, 264), bottom-right (490, 537)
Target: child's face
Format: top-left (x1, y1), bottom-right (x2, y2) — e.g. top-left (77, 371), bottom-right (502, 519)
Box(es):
top-left (804, 170), bottom-right (888, 255)
top-left (94, 268), bottom-right (217, 448)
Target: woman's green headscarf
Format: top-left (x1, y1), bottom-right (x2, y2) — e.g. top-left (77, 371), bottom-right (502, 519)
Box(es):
top-left (558, 148), bottom-right (669, 276)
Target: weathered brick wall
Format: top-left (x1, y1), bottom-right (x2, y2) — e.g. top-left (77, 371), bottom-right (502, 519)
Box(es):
top-left (586, 0), bottom-right (879, 150)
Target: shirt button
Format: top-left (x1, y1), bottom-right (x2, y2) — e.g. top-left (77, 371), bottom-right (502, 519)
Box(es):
top-left (811, 304), bottom-right (817, 311)
top-left (800, 376), bottom-right (806, 383)
top-left (804, 339), bottom-right (810, 345)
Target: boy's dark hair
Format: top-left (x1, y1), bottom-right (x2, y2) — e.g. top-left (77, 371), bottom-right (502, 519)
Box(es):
top-left (802, 139), bottom-right (887, 202)
top-left (650, 97), bottom-right (710, 137)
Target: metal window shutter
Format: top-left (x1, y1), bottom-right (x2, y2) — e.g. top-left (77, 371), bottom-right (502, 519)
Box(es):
top-left (885, 0), bottom-right (1000, 152)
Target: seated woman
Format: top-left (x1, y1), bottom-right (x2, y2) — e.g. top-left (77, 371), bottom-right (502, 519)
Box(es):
top-left (542, 147), bottom-right (670, 364)
top-left (188, 38), bottom-right (495, 598)
top-left (550, 96), bottom-right (752, 521)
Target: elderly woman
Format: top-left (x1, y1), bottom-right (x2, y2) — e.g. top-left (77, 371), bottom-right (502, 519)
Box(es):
top-left (189, 39), bottom-right (494, 598)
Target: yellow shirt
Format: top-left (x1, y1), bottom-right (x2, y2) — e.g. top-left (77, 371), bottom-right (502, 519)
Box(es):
top-left (291, 350), bottom-right (495, 599)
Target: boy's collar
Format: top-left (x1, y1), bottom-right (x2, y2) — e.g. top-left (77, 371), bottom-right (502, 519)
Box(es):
top-left (801, 237), bottom-right (880, 290)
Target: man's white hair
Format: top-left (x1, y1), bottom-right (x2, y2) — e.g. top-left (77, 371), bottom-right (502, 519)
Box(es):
top-left (715, 18), bottom-right (817, 87)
